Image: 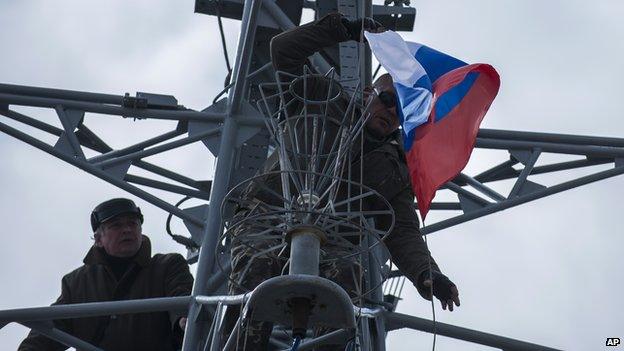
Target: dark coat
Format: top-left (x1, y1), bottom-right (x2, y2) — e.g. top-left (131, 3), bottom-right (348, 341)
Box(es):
top-left (18, 236), bottom-right (194, 351)
top-left (269, 13), bottom-right (442, 299)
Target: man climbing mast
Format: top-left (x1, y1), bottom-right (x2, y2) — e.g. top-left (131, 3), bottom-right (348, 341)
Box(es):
top-left (223, 12), bottom-right (460, 350)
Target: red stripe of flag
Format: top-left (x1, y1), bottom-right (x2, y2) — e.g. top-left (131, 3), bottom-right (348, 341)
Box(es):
top-left (407, 63), bottom-right (501, 219)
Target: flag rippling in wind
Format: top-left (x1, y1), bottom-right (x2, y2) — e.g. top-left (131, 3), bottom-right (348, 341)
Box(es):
top-left (364, 30), bottom-right (500, 219)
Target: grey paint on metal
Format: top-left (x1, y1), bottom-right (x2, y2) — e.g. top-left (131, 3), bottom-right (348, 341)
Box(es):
top-left (88, 128), bottom-right (185, 163)
top-left (93, 127), bottom-right (222, 169)
top-left (1, 109), bottom-right (63, 136)
top-left (516, 180), bottom-right (547, 197)
top-left (0, 120), bottom-right (205, 227)
top-left (509, 149), bottom-right (535, 165)
top-left (222, 319), bottom-right (240, 351)
top-left (195, 294), bottom-right (249, 306)
top-left (1, 105), bottom-right (212, 198)
top-left (182, 0), bottom-right (264, 349)
top-left (124, 175), bottom-right (210, 200)
top-left (100, 160), bottom-right (132, 181)
top-left (0, 82), bottom-right (125, 105)
top-left (206, 302), bottom-right (224, 351)
top-left (54, 108), bottom-right (85, 158)
top-left (384, 311), bottom-right (562, 351)
top-left (479, 128), bottom-right (624, 148)
top-left (20, 321), bottom-right (104, 351)
top-left (338, 1), bottom-right (363, 91)
top-left (289, 232), bottom-right (321, 275)
top-left (55, 106), bottom-right (86, 159)
top-left (508, 148), bottom-right (541, 198)
top-left (456, 173), bottom-right (506, 202)
top-left (0, 92), bottom-right (232, 123)
top-left (182, 204), bottom-right (210, 244)
top-left (477, 137), bottom-right (624, 158)
top-left (204, 261), bottom-right (231, 294)
top-left (243, 275), bottom-right (356, 328)
top-left (0, 296), bottom-right (191, 323)
top-left (457, 193), bottom-right (487, 215)
top-left (422, 166), bottom-right (624, 234)
top-left (445, 182), bottom-right (490, 208)
top-left (194, 99), bottom-right (263, 156)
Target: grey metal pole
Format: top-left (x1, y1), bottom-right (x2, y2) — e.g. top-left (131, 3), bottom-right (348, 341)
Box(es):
top-left (0, 296), bottom-right (190, 323)
top-left (182, 0), bottom-right (263, 349)
top-left (422, 165), bottom-right (624, 234)
top-left (0, 93), bottom-right (230, 122)
top-left (92, 127), bottom-right (222, 169)
top-left (124, 175), bottom-right (211, 200)
top-left (384, 311), bottom-right (562, 351)
top-left (479, 128), bottom-right (624, 147)
top-left (20, 321), bottom-right (104, 351)
top-left (289, 231), bottom-right (321, 275)
top-left (0, 121), bottom-right (205, 227)
top-left (0, 82), bottom-right (125, 105)
top-left (88, 129), bottom-right (185, 163)
top-left (476, 137), bottom-right (624, 158)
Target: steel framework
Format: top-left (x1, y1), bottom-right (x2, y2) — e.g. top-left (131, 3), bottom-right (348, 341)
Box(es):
top-left (0, 0), bottom-right (622, 350)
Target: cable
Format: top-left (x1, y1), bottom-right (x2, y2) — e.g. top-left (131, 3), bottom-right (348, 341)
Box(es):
top-left (372, 63), bottom-right (382, 80)
top-left (165, 195), bottom-right (200, 249)
top-left (422, 218), bottom-right (437, 351)
top-left (215, 0), bottom-right (232, 74)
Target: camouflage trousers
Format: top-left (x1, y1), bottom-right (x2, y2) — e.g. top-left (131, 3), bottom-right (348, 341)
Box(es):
top-left (222, 227), bottom-right (362, 350)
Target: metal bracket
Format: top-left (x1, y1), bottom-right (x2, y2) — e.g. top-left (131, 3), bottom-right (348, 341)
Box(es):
top-left (191, 99), bottom-right (263, 156)
top-left (54, 108), bottom-right (85, 159)
top-left (182, 204), bottom-right (210, 245)
top-left (99, 160), bottom-right (132, 181)
top-left (458, 193), bottom-right (487, 214)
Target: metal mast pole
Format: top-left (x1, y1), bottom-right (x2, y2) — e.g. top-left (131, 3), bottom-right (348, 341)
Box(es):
top-left (182, 0), bottom-right (262, 349)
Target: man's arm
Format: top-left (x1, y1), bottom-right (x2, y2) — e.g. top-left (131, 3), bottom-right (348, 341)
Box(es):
top-left (270, 13), bottom-right (350, 76)
top-left (381, 186), bottom-right (441, 297)
top-left (382, 186), bottom-right (460, 310)
top-left (18, 277), bottom-right (73, 351)
top-left (163, 254), bottom-right (194, 331)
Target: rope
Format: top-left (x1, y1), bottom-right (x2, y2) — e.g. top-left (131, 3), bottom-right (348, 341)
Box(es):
top-left (422, 218), bottom-right (437, 351)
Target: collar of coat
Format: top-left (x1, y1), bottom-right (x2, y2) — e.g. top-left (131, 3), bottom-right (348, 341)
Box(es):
top-left (83, 235), bottom-right (152, 268)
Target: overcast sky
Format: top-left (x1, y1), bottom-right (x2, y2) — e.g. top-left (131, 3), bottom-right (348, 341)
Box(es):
top-left (1, 1), bottom-right (623, 350)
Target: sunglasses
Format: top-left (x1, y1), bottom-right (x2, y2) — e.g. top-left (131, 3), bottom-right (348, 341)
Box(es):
top-left (365, 86), bottom-right (396, 109)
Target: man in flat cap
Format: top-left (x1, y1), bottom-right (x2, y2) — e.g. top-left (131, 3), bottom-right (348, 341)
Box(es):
top-left (19, 198), bottom-right (194, 351)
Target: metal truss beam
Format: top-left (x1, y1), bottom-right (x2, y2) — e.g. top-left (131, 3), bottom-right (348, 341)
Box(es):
top-left (0, 294), bottom-right (561, 351)
top-left (182, 0), bottom-right (264, 349)
top-left (384, 311), bottom-right (561, 351)
top-left (421, 128), bottom-right (624, 235)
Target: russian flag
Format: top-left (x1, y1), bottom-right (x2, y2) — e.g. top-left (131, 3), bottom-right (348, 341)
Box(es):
top-left (365, 31), bottom-right (500, 219)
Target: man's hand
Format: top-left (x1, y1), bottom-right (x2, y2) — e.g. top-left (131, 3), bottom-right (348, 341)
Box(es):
top-left (421, 271), bottom-right (461, 311)
top-left (178, 317), bottom-right (187, 330)
top-left (341, 16), bottom-right (384, 42)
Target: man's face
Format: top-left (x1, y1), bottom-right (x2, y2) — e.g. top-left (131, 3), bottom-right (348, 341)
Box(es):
top-left (364, 75), bottom-right (400, 138)
top-left (95, 214), bottom-right (142, 257)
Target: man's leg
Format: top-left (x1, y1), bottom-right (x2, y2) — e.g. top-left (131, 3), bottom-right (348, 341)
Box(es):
top-left (313, 253), bottom-right (362, 351)
top-left (222, 235), bottom-right (283, 350)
